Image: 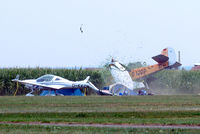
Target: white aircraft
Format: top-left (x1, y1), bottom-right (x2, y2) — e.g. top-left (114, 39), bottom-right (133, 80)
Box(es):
top-left (99, 59), bottom-right (139, 96)
top-left (12, 74), bottom-right (100, 96)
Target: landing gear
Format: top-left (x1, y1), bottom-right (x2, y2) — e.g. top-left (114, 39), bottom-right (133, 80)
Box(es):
top-left (138, 80), bottom-right (154, 95)
top-left (25, 88), bottom-right (34, 96)
top-left (138, 89), bottom-right (147, 95)
top-left (138, 89), bottom-right (154, 95)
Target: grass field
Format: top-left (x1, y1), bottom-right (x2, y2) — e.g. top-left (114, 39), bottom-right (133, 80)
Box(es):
top-left (1, 95), bottom-right (200, 113)
top-left (0, 95), bottom-right (200, 133)
top-left (1, 124), bottom-right (200, 134)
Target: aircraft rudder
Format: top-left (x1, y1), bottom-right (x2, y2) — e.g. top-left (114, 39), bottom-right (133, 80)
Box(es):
top-left (153, 47), bottom-right (181, 68)
top-left (165, 47), bottom-right (177, 66)
top-left (161, 47), bottom-right (181, 68)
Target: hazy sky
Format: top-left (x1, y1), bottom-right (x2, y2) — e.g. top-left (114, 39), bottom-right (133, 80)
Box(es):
top-left (0, 0), bottom-right (200, 67)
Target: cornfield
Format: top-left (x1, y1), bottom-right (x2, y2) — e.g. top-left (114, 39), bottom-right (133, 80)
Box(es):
top-left (0, 67), bottom-right (200, 96)
top-left (0, 68), bottom-right (103, 96)
top-left (148, 70), bottom-right (200, 94)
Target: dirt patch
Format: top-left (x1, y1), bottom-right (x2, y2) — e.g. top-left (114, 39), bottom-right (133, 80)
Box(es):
top-left (0, 122), bottom-right (200, 129)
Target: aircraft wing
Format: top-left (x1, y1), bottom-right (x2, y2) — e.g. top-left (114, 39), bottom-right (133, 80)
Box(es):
top-left (12, 79), bottom-right (100, 92)
top-left (12, 79), bottom-right (65, 90)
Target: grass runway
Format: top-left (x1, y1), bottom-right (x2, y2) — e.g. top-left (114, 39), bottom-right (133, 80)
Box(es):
top-left (2, 124), bottom-right (200, 134)
top-left (0, 95), bottom-right (200, 133)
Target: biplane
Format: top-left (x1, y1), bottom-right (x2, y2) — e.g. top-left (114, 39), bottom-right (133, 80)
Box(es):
top-left (100, 47), bottom-right (181, 96)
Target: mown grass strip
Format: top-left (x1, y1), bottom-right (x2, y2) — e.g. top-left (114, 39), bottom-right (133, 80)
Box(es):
top-left (0, 111), bottom-right (200, 125)
top-left (1, 96), bottom-right (200, 113)
top-left (1, 111), bottom-right (200, 118)
top-left (0, 124), bottom-right (200, 134)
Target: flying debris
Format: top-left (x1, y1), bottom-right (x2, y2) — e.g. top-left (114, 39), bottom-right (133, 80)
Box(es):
top-left (80, 24), bottom-right (83, 33)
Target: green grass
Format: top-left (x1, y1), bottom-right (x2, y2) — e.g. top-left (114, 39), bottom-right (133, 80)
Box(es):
top-left (0, 124), bottom-right (200, 134)
top-left (1, 95), bottom-right (200, 113)
top-left (1, 111), bottom-right (200, 125)
top-left (0, 95), bottom-right (200, 125)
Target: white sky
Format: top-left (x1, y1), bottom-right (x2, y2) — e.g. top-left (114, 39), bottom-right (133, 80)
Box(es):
top-left (0, 0), bottom-right (200, 67)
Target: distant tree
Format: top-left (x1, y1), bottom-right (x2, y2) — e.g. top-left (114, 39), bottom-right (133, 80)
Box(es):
top-left (127, 62), bottom-right (147, 70)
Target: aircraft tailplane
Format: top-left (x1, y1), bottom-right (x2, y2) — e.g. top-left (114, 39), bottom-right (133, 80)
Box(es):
top-left (12, 75), bottom-right (20, 82)
top-left (83, 76), bottom-right (90, 83)
top-left (88, 81), bottom-right (100, 93)
top-left (152, 54), bottom-right (169, 64)
top-left (152, 47), bottom-right (181, 68)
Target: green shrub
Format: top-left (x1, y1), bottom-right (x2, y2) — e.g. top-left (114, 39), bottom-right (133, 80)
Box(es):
top-left (148, 70), bottom-right (200, 93)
